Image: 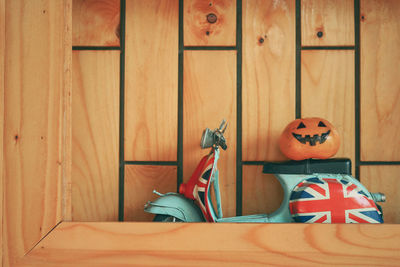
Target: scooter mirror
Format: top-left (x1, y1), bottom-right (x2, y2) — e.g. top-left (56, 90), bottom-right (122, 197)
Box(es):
top-left (200, 128), bottom-right (214, 149)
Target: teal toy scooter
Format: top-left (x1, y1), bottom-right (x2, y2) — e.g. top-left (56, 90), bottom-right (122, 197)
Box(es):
top-left (144, 120), bottom-right (385, 223)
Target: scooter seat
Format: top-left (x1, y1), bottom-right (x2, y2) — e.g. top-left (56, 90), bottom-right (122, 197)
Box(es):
top-left (263, 158), bottom-right (351, 175)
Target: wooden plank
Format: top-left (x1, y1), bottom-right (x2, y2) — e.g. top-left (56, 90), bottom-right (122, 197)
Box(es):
top-left (183, 51), bottom-right (236, 217)
top-left (301, 0), bottom-right (354, 46)
top-left (242, 166), bottom-right (283, 215)
top-left (301, 50), bottom-right (355, 172)
top-left (125, 0), bottom-right (178, 161)
top-left (63, 0), bottom-right (73, 222)
top-left (124, 166), bottom-right (177, 221)
top-left (72, 0), bottom-right (120, 46)
top-left (3, 0), bottom-right (67, 264)
top-left (71, 51), bottom-right (119, 221)
top-left (24, 222), bottom-right (400, 266)
top-left (242, 0), bottom-right (295, 161)
top-left (360, 166), bottom-right (400, 224)
top-left (360, 0), bottom-right (400, 161)
top-left (1, 0), bottom-right (5, 264)
top-left (184, 0), bottom-right (236, 46)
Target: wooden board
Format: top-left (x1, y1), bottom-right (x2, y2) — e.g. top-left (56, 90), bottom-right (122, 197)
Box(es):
top-left (3, 0), bottom-right (66, 264)
top-left (72, 0), bottom-right (120, 46)
top-left (1, 0), bottom-right (4, 263)
top-left (63, 0), bottom-right (73, 222)
top-left (184, 0), bottom-right (236, 46)
top-left (24, 222), bottom-right (400, 266)
top-left (242, 0), bottom-right (295, 161)
top-left (71, 51), bottom-right (119, 221)
top-left (124, 165), bottom-right (177, 221)
top-left (242, 165), bottom-right (283, 215)
top-left (301, 50), bottom-right (355, 172)
top-left (301, 0), bottom-right (354, 46)
top-left (125, 0), bottom-right (178, 161)
top-left (183, 51), bottom-right (236, 217)
top-left (360, 166), bottom-right (400, 224)
top-left (360, 0), bottom-right (400, 161)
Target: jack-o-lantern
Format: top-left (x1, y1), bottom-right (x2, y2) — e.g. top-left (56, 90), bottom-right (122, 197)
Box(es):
top-left (279, 117), bottom-right (340, 161)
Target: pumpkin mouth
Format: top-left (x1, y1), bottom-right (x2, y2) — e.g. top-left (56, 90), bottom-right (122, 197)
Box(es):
top-left (292, 130), bottom-right (331, 146)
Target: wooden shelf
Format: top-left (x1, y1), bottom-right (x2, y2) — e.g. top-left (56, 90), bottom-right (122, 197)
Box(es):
top-left (3, 1), bottom-right (400, 266)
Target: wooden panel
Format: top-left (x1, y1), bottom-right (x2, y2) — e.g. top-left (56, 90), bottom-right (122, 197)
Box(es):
top-left (183, 51), bottom-right (236, 217)
top-left (71, 51), bottom-right (119, 221)
top-left (125, 0), bottom-right (178, 161)
top-left (301, 0), bottom-right (354, 46)
top-left (63, 0), bottom-right (73, 222)
top-left (301, 50), bottom-right (355, 171)
top-left (124, 166), bottom-right (177, 221)
top-left (360, 0), bottom-right (400, 161)
top-left (25, 222), bottom-right (400, 266)
top-left (360, 166), bottom-right (400, 224)
top-left (184, 0), bottom-right (236, 46)
top-left (72, 0), bottom-right (120, 46)
top-left (1, 0), bottom-right (5, 264)
top-left (3, 0), bottom-right (66, 263)
top-left (242, 166), bottom-right (283, 215)
top-left (242, 0), bottom-right (295, 161)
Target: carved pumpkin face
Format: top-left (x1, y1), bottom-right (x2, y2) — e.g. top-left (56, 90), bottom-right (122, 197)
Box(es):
top-left (279, 117), bottom-right (340, 161)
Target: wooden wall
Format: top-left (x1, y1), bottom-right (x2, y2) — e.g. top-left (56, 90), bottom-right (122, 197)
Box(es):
top-left (70, 0), bottom-right (400, 223)
top-left (3, 0), bottom-right (69, 264)
top-left (1, 0), bottom-right (5, 263)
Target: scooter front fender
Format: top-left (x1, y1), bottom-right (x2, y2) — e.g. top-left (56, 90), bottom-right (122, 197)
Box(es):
top-left (144, 193), bottom-right (205, 222)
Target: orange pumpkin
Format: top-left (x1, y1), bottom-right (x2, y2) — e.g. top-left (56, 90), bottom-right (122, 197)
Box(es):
top-left (279, 117), bottom-right (340, 161)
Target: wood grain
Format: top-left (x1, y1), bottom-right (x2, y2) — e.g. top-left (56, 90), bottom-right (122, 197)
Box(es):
top-left (360, 0), bottom-right (400, 161)
top-left (183, 51), bottom-right (236, 217)
top-left (360, 166), bottom-right (400, 224)
top-left (124, 165), bottom-right (177, 222)
top-left (301, 50), bottom-right (355, 172)
top-left (63, 0), bottom-right (73, 222)
top-left (184, 0), bottom-right (236, 46)
top-left (72, 51), bottom-right (119, 221)
top-left (23, 222), bottom-right (400, 266)
top-left (125, 0), bottom-right (178, 161)
top-left (242, 0), bottom-right (295, 161)
top-left (3, 0), bottom-right (66, 264)
top-left (72, 0), bottom-right (120, 46)
top-left (242, 165), bottom-right (283, 215)
top-left (1, 0), bottom-right (5, 264)
top-left (301, 0), bottom-right (355, 46)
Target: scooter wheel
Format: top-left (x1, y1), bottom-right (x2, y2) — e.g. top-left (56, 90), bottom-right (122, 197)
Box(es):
top-left (153, 214), bottom-right (183, 222)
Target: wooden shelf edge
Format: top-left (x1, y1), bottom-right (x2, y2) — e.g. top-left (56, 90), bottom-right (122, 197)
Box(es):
top-left (15, 222), bottom-right (400, 266)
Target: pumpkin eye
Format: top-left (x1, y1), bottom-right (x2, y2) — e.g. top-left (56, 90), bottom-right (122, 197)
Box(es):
top-left (297, 122), bottom-right (306, 129)
top-left (318, 121), bottom-right (327, 127)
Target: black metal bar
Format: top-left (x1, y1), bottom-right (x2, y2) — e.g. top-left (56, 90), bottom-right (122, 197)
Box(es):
top-left (359, 161), bottom-right (400, 166)
top-left (354, 0), bottom-right (361, 180)
top-left (242, 161), bottom-right (265, 165)
top-left (177, 0), bottom-right (184, 192)
top-left (118, 0), bottom-right (126, 221)
top-left (302, 46), bottom-right (355, 50)
top-left (295, 0), bottom-right (301, 119)
top-left (236, 0), bottom-right (243, 217)
top-left (72, 46), bottom-right (121, 50)
top-left (184, 46), bottom-right (236, 50)
top-left (125, 161), bottom-right (178, 166)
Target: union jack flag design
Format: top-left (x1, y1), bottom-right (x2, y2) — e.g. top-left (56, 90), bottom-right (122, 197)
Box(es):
top-left (289, 177), bottom-right (383, 223)
top-left (192, 154), bottom-right (215, 222)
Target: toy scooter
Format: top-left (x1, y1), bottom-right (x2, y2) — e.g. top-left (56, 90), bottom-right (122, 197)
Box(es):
top-left (144, 120), bottom-right (385, 223)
